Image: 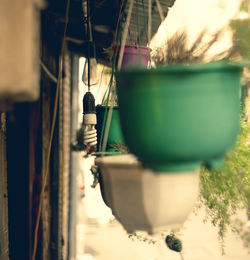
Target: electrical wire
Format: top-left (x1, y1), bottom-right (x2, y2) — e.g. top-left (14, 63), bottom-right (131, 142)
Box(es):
top-left (86, 0), bottom-right (91, 92)
top-left (95, 65), bottom-right (105, 101)
top-left (31, 0), bottom-right (71, 259)
top-left (40, 60), bottom-right (58, 84)
top-left (60, 71), bottom-right (65, 260)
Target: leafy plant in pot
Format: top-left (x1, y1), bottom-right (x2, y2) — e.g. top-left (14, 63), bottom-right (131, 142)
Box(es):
top-left (116, 30), bottom-right (246, 172)
top-left (198, 4), bottom-right (250, 251)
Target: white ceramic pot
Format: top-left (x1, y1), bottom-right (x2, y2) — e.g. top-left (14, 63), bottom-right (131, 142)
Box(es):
top-left (95, 154), bottom-right (200, 234)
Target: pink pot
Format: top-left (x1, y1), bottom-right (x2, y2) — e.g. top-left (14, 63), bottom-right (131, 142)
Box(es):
top-left (114, 45), bottom-right (151, 69)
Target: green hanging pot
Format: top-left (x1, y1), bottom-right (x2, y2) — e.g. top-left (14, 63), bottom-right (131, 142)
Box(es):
top-left (116, 61), bottom-right (244, 172)
top-left (96, 105), bottom-right (125, 151)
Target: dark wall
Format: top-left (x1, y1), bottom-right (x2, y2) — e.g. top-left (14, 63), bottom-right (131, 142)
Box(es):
top-left (6, 104), bottom-right (31, 260)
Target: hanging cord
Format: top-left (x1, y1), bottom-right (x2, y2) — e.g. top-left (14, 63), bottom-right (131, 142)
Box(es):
top-left (101, 25), bottom-right (121, 107)
top-left (40, 60), bottom-right (58, 84)
top-left (100, 0), bottom-right (134, 152)
top-left (135, 0), bottom-right (142, 64)
top-left (114, 0), bottom-right (126, 45)
top-left (100, 74), bottom-right (118, 152)
top-left (99, 23), bottom-right (122, 152)
top-left (82, 0), bottom-right (94, 91)
top-left (99, 68), bottom-right (116, 152)
top-left (59, 71), bottom-right (65, 259)
top-left (99, 70), bottom-right (115, 152)
top-left (135, 0), bottom-right (141, 45)
top-left (132, 3), bottom-right (137, 44)
top-left (141, 0), bottom-right (149, 44)
top-left (31, 0), bottom-right (70, 259)
top-left (101, 0), bottom-right (134, 152)
top-left (101, 107), bottom-right (113, 152)
top-left (86, 0), bottom-right (91, 92)
top-left (155, 0), bottom-right (164, 22)
top-left (148, 0), bottom-right (152, 41)
top-left (117, 0), bottom-right (134, 70)
top-left (94, 65), bottom-right (105, 101)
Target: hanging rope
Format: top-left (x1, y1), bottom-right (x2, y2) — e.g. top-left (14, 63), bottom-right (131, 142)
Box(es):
top-left (100, 0), bottom-right (135, 152)
top-left (99, 28), bottom-right (121, 152)
top-left (132, 3), bottom-right (137, 45)
top-left (100, 64), bottom-right (117, 152)
top-left (114, 0), bottom-right (126, 45)
top-left (148, 0), bottom-right (152, 41)
top-left (141, 0), bottom-right (149, 44)
top-left (101, 107), bottom-right (113, 152)
top-left (155, 0), bottom-right (164, 22)
top-left (117, 0), bottom-right (135, 70)
top-left (135, 0), bottom-right (141, 45)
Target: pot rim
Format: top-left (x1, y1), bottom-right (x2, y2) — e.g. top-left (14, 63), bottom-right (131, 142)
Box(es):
top-left (117, 60), bottom-right (247, 75)
top-left (95, 154), bottom-right (139, 167)
top-left (96, 104), bottom-right (119, 110)
top-left (113, 45), bottom-right (152, 57)
top-left (95, 154), bottom-right (201, 175)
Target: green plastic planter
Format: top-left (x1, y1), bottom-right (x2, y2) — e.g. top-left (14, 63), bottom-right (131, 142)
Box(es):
top-left (96, 105), bottom-right (125, 151)
top-left (116, 61), bottom-right (243, 172)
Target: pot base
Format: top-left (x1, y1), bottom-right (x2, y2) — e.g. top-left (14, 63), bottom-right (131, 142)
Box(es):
top-left (205, 158), bottom-right (225, 171)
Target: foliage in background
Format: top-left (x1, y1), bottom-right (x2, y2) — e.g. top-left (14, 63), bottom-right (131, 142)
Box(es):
top-left (152, 0), bottom-right (250, 67)
top-left (199, 110), bottom-right (250, 253)
top-left (109, 142), bottom-right (129, 153)
top-left (128, 231), bottom-right (184, 259)
top-left (230, 0), bottom-right (250, 82)
top-left (233, 219), bottom-right (250, 253)
top-left (151, 9), bottom-right (250, 251)
top-left (151, 30), bottom-right (230, 65)
top-left (128, 232), bottom-right (157, 244)
top-left (231, 19), bottom-right (250, 60)
top-left (90, 164), bottom-right (100, 188)
top-left (70, 126), bottom-right (85, 151)
top-left (241, 0), bottom-right (250, 12)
